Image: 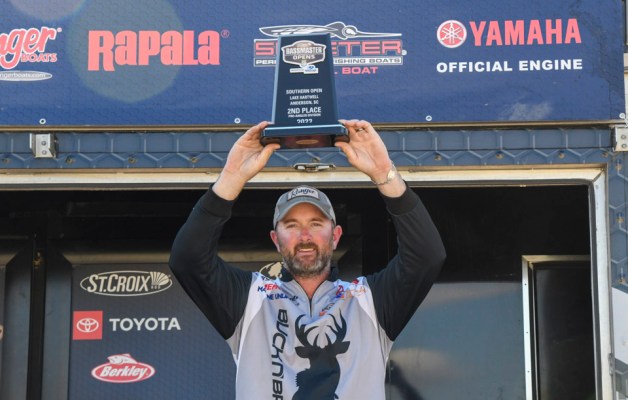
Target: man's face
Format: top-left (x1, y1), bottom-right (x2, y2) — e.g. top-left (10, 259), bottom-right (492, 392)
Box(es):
top-left (270, 203), bottom-right (342, 278)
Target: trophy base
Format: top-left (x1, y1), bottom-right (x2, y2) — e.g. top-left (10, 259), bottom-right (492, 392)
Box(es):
top-left (261, 124), bottom-right (348, 149)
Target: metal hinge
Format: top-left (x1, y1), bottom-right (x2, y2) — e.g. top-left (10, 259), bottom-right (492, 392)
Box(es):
top-left (30, 133), bottom-right (57, 158)
top-left (293, 162), bottom-right (336, 172)
top-left (613, 126), bottom-right (628, 152)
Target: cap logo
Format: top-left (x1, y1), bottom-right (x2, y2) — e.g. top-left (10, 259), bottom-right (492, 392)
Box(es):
top-left (288, 187), bottom-right (320, 201)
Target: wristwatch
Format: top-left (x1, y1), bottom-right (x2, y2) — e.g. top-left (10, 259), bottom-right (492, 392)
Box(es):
top-left (371, 163), bottom-right (397, 186)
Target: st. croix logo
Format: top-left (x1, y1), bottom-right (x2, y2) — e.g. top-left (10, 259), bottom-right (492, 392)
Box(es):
top-left (80, 270), bottom-right (172, 296)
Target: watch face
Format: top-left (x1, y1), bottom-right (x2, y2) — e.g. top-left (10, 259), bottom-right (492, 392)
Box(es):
top-left (372, 165), bottom-right (396, 185)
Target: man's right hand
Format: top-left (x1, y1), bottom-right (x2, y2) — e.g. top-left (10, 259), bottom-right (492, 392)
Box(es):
top-left (213, 121), bottom-right (280, 200)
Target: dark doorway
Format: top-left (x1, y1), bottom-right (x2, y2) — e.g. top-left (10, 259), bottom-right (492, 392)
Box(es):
top-left (0, 184), bottom-right (592, 399)
top-left (523, 258), bottom-right (596, 400)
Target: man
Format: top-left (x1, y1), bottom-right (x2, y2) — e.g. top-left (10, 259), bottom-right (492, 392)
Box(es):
top-left (169, 120), bottom-right (446, 399)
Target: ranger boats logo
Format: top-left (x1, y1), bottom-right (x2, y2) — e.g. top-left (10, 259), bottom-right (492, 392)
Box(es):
top-left (0, 27), bottom-right (59, 81)
top-left (80, 271), bottom-right (172, 296)
top-left (254, 21), bottom-right (405, 75)
top-left (91, 354), bottom-right (155, 383)
top-left (0, 27), bottom-right (60, 70)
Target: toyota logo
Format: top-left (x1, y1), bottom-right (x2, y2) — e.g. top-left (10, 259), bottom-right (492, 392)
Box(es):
top-left (77, 317), bottom-right (100, 333)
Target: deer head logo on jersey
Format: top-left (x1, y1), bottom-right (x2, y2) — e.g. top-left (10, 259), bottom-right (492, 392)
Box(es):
top-left (293, 312), bottom-right (350, 399)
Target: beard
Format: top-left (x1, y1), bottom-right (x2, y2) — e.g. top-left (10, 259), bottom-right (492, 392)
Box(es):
top-left (279, 239), bottom-right (334, 279)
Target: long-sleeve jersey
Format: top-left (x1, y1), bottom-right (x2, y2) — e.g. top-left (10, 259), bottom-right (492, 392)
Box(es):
top-left (169, 186), bottom-right (446, 399)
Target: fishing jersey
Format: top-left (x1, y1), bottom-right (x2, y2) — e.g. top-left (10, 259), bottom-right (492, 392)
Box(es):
top-left (169, 186), bottom-right (445, 399)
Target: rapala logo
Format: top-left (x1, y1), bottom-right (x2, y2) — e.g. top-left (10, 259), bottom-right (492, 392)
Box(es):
top-left (80, 271), bottom-right (172, 297)
top-left (437, 18), bottom-right (582, 48)
top-left (254, 22), bottom-right (405, 75)
top-left (110, 317), bottom-right (181, 332)
top-left (88, 30), bottom-right (221, 71)
top-left (73, 311), bottom-right (103, 341)
top-left (91, 354), bottom-right (155, 383)
top-left (0, 27), bottom-right (59, 70)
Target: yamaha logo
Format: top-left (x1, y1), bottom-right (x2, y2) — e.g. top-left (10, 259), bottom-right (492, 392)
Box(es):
top-left (437, 20), bottom-right (467, 48)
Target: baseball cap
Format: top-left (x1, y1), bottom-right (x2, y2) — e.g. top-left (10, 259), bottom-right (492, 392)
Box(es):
top-left (273, 186), bottom-right (336, 227)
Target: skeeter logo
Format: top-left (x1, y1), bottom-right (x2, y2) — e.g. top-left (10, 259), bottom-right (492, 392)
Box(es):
top-left (0, 27), bottom-right (59, 70)
top-left (254, 21), bottom-right (405, 75)
top-left (259, 21), bottom-right (400, 40)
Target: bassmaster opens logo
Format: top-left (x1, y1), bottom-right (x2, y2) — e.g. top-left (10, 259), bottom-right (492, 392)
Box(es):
top-left (253, 21), bottom-right (405, 75)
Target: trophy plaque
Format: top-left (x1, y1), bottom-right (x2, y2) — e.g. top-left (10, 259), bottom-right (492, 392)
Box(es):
top-left (261, 33), bottom-right (348, 148)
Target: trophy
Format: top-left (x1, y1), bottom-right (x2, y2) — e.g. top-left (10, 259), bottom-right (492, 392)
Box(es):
top-left (261, 33), bottom-right (348, 148)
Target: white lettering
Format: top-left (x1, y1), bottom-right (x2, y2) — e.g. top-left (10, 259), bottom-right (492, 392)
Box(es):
top-left (110, 317), bottom-right (181, 331)
top-left (100, 365), bottom-right (148, 378)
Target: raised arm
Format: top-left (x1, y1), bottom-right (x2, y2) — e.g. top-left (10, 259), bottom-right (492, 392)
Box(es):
top-left (335, 119), bottom-right (406, 198)
top-left (169, 122), bottom-right (280, 338)
top-left (336, 119), bottom-right (446, 340)
top-left (213, 121), bottom-right (280, 200)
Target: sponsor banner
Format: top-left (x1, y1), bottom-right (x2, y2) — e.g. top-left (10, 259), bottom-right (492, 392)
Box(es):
top-left (0, 0), bottom-right (623, 126)
top-left (70, 264), bottom-right (235, 399)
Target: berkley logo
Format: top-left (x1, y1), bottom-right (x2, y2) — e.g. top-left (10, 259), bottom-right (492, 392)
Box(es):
top-left (88, 30), bottom-right (221, 71)
top-left (91, 354), bottom-right (155, 383)
top-left (0, 27), bottom-right (60, 70)
top-left (80, 271), bottom-right (172, 297)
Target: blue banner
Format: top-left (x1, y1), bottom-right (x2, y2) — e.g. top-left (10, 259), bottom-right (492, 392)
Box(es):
top-left (70, 264), bottom-right (235, 399)
top-left (0, 0), bottom-right (624, 126)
